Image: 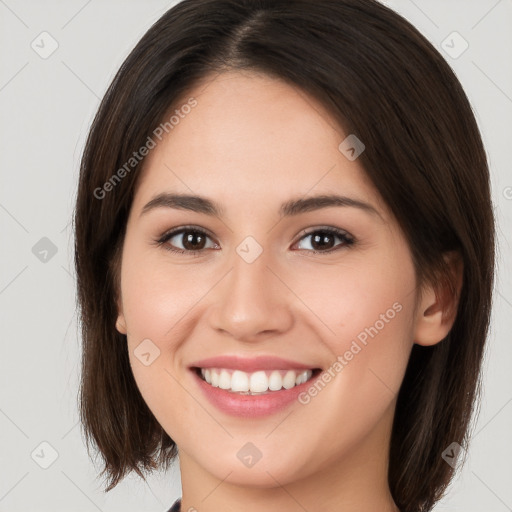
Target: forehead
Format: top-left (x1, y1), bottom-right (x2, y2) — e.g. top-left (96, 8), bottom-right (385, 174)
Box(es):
top-left (132, 70), bottom-right (386, 217)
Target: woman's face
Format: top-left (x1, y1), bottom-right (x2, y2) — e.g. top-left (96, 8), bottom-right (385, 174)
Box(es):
top-left (115, 71), bottom-right (425, 496)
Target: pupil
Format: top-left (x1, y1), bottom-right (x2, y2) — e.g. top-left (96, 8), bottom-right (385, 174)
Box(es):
top-left (312, 232), bottom-right (334, 250)
top-left (183, 232), bottom-right (205, 250)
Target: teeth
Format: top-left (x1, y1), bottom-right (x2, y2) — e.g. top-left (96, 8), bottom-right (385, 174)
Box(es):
top-left (199, 368), bottom-right (314, 394)
top-left (232, 370), bottom-right (249, 392)
top-left (218, 369), bottom-right (231, 390)
top-left (268, 370), bottom-right (282, 391)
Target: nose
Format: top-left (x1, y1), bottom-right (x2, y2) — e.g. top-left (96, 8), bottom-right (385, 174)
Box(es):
top-left (207, 246), bottom-right (294, 343)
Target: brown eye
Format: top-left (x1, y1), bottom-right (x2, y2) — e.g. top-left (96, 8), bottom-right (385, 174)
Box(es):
top-left (156, 225), bottom-right (354, 256)
top-left (158, 227), bottom-right (218, 254)
top-left (178, 231), bottom-right (207, 250)
top-left (294, 228), bottom-right (354, 253)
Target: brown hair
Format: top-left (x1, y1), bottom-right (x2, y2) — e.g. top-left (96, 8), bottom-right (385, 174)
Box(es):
top-left (73, 1), bottom-right (495, 510)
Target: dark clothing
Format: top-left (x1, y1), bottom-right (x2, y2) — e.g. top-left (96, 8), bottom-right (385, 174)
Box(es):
top-left (167, 497), bottom-right (181, 512)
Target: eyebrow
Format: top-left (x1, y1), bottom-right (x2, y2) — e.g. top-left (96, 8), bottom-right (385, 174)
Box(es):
top-left (139, 192), bottom-right (381, 219)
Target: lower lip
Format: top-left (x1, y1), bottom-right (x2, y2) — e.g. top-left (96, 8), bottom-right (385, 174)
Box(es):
top-left (191, 368), bottom-right (321, 418)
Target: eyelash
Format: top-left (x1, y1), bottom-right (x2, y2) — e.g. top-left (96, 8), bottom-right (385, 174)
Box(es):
top-left (155, 225), bottom-right (355, 257)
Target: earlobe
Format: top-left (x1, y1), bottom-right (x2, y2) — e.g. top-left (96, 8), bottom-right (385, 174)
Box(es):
top-left (114, 282), bottom-right (127, 334)
top-left (116, 314), bottom-right (127, 335)
top-left (115, 296), bottom-right (127, 335)
top-left (413, 251), bottom-right (463, 347)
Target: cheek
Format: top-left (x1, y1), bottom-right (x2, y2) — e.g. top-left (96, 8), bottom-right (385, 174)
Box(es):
top-left (120, 244), bottom-right (205, 339)
top-left (286, 256), bottom-right (416, 464)
top-left (120, 253), bottom-right (194, 428)
top-left (291, 246), bottom-right (417, 412)
top-left (291, 250), bottom-right (416, 350)
top-left (120, 246), bottom-right (221, 413)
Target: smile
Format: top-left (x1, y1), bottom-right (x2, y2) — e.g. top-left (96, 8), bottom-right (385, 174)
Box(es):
top-left (188, 355), bottom-right (323, 417)
top-left (196, 367), bottom-right (320, 394)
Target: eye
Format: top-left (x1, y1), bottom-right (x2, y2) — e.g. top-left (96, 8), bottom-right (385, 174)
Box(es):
top-left (155, 225), bottom-right (355, 256)
top-left (156, 226), bottom-right (219, 256)
top-left (293, 227), bottom-right (355, 254)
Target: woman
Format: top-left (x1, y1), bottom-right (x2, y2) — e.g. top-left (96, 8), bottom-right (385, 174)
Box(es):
top-left (73, 1), bottom-right (495, 511)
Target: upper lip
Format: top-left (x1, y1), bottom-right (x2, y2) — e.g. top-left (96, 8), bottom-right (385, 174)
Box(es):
top-left (189, 355), bottom-right (320, 373)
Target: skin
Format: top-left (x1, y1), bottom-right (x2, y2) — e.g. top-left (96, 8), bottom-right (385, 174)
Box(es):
top-left (115, 70), bottom-right (461, 512)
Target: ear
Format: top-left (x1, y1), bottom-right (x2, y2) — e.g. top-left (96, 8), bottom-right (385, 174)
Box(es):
top-left (115, 297), bottom-right (127, 335)
top-left (413, 251), bottom-right (463, 346)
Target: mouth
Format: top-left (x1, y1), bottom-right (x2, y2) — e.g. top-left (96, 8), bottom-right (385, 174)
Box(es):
top-left (188, 355), bottom-right (325, 417)
top-left (192, 367), bottom-right (323, 395)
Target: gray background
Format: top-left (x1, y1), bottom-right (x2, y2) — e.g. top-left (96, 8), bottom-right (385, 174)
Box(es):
top-left (0, 0), bottom-right (511, 510)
